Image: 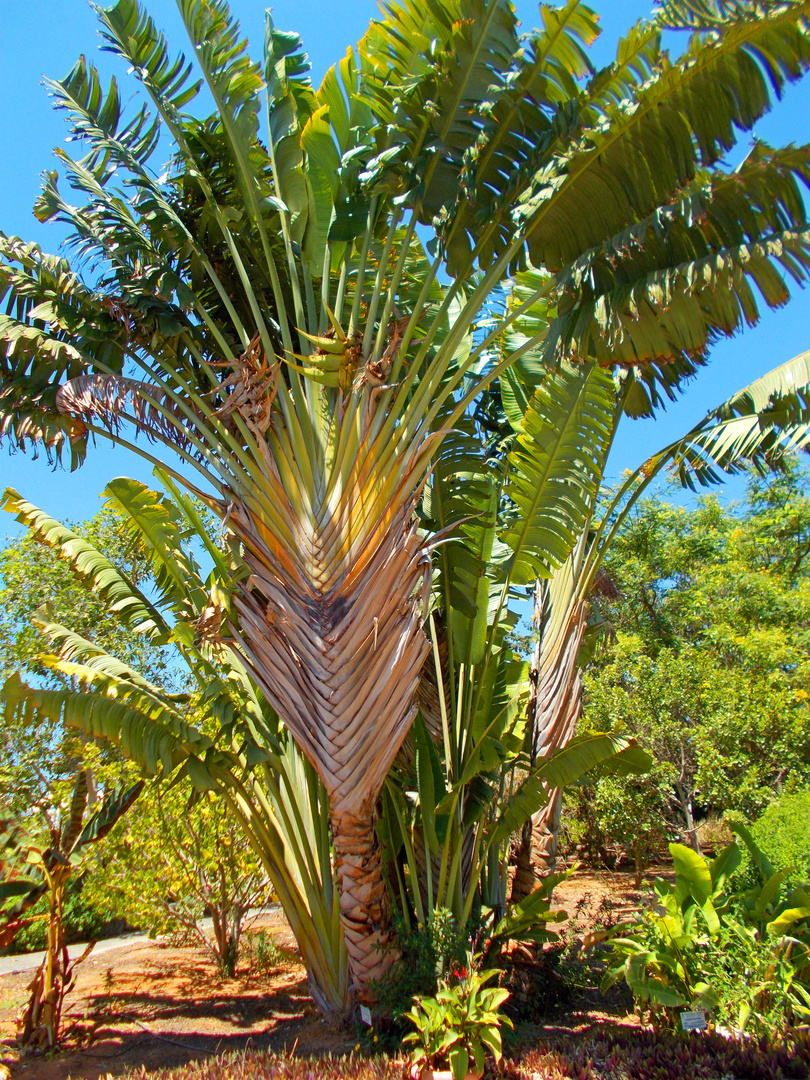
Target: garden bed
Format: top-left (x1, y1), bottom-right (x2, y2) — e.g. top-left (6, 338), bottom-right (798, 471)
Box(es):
top-left (0, 869), bottom-right (675, 1080)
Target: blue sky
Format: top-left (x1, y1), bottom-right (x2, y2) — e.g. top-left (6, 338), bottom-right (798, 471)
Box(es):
top-left (1, 0), bottom-right (809, 534)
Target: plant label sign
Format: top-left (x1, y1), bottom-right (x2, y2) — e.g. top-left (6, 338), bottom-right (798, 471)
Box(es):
top-left (359, 1005), bottom-right (372, 1027)
top-left (680, 1010), bottom-right (707, 1031)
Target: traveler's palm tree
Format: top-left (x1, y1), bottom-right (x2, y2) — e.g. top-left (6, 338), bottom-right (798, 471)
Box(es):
top-left (2, 0), bottom-right (810, 995)
top-left (2, 475), bottom-right (651, 1014)
top-left (405, 345), bottom-right (810, 915)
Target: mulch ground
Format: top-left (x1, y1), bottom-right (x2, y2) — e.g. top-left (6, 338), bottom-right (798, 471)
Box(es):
top-left (0, 869), bottom-right (648, 1080)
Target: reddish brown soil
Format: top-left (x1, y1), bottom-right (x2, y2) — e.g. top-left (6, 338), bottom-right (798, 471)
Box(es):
top-left (0, 870), bottom-right (649, 1080)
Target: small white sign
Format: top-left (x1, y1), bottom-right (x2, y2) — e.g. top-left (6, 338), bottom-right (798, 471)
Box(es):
top-left (680, 1010), bottom-right (707, 1031)
top-left (359, 1005), bottom-right (372, 1027)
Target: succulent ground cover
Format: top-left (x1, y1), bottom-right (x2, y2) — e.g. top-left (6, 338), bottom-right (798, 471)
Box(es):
top-left (76, 1031), bottom-right (810, 1080)
top-left (512, 1030), bottom-right (810, 1080)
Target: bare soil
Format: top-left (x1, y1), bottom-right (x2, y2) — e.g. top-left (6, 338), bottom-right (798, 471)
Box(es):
top-left (0, 869), bottom-right (650, 1080)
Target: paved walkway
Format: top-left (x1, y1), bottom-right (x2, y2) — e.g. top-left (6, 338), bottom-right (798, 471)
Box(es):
top-left (0, 905), bottom-right (281, 977)
top-left (0, 931), bottom-right (152, 977)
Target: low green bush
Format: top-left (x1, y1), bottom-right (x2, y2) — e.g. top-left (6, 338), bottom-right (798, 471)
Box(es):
top-left (240, 927), bottom-right (289, 975)
top-left (600, 825), bottom-right (810, 1037)
top-left (403, 961), bottom-right (512, 1080)
top-left (749, 785), bottom-right (810, 888)
top-left (6, 886), bottom-right (112, 955)
top-left (371, 908), bottom-right (472, 1037)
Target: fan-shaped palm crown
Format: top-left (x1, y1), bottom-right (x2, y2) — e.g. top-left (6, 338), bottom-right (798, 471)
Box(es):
top-left (2, 0), bottom-right (810, 997)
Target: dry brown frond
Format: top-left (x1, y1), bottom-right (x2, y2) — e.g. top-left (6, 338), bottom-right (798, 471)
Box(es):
top-left (210, 333), bottom-right (281, 434)
top-left (55, 375), bottom-right (197, 456)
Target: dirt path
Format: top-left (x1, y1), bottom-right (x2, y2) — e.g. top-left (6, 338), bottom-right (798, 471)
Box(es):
top-left (0, 870), bottom-right (646, 1080)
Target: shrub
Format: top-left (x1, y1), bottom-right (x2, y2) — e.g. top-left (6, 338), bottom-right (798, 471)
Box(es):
top-left (6, 885), bottom-right (112, 955)
top-left (592, 771), bottom-right (675, 883)
top-left (241, 928), bottom-right (288, 975)
top-left (600, 842), bottom-right (731, 1021)
top-left (404, 962), bottom-right (512, 1080)
top-left (372, 909), bottom-right (472, 1033)
top-left (750, 785), bottom-right (810, 888)
top-left (563, 769), bottom-right (676, 878)
top-left (600, 830), bottom-right (810, 1037)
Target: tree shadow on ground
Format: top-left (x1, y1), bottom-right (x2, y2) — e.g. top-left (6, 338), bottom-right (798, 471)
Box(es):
top-left (1, 964), bottom-right (354, 1080)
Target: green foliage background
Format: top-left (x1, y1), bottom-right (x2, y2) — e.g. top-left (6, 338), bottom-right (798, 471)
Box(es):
top-left (571, 461), bottom-right (810, 867)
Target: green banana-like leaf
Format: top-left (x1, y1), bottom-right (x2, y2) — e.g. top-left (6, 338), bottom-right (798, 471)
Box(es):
top-left (0, 881), bottom-right (41, 906)
top-left (670, 350), bottom-right (810, 488)
top-left (34, 611), bottom-right (188, 703)
top-left (61, 770), bottom-right (89, 855)
top-left (175, 0), bottom-right (266, 234)
top-left (98, 0), bottom-right (202, 116)
top-left (716, 346), bottom-right (810, 420)
top-left (446, 472), bottom-right (500, 667)
top-left (489, 867), bottom-right (573, 947)
top-left (520, 2), bottom-right (810, 272)
top-left (265, 12), bottom-right (315, 246)
top-left (362, 0), bottom-right (520, 227)
top-left (768, 905), bottom-right (810, 936)
top-left (104, 478), bottom-right (207, 616)
top-left (501, 363), bottom-right (614, 584)
top-left (412, 714), bottom-right (447, 855)
top-left (2, 673), bottom-right (211, 778)
top-left (627, 971), bottom-right (688, 1008)
top-left (47, 54), bottom-right (162, 175)
top-left (708, 843), bottom-right (741, 892)
top-left (546, 216), bottom-right (810, 371)
top-left (438, 0), bottom-right (603, 272)
top-left (489, 733), bottom-right (651, 848)
top-left (72, 781), bottom-right (145, 854)
top-left (727, 818), bottom-right (778, 883)
top-left (591, 348), bottom-right (810, 584)
top-left (671, 843), bottom-right (714, 908)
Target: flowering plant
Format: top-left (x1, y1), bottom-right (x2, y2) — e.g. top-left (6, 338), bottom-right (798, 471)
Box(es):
top-left (403, 957), bottom-right (512, 1079)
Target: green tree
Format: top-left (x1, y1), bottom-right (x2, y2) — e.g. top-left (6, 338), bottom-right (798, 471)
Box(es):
top-left (86, 779), bottom-right (269, 977)
top-left (2, 0), bottom-right (810, 997)
top-left (579, 465), bottom-right (810, 860)
top-left (603, 463), bottom-right (810, 680)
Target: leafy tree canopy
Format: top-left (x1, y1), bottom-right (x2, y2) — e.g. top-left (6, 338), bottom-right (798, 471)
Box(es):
top-left (576, 461), bottom-right (810, 857)
top-left (600, 459), bottom-right (810, 680)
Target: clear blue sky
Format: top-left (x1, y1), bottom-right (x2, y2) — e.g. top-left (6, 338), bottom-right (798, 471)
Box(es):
top-left (1, 0), bottom-right (809, 535)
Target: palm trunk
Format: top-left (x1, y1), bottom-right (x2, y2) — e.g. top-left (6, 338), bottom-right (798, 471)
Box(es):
top-left (331, 803), bottom-right (396, 995)
top-left (512, 790), bottom-right (566, 900)
top-left (512, 575), bottom-right (588, 901)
